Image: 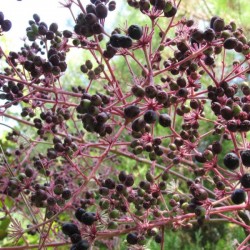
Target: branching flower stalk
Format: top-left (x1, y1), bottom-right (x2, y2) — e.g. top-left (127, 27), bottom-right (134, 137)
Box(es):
top-left (0, 0), bottom-right (250, 249)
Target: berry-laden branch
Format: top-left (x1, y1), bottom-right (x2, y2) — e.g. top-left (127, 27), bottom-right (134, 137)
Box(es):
top-left (0, 0), bottom-right (250, 249)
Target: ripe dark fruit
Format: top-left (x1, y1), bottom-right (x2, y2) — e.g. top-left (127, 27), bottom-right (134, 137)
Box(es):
top-left (241, 174), bottom-right (250, 188)
top-left (119, 171), bottom-right (127, 182)
top-left (221, 106), bottom-right (233, 120)
top-left (156, 91), bottom-right (168, 104)
top-left (1, 19), bottom-right (12, 32)
top-left (211, 141), bottom-right (222, 154)
top-left (49, 23), bottom-right (58, 33)
top-left (74, 240), bottom-right (90, 250)
top-left (159, 114), bottom-right (171, 127)
top-left (124, 174), bottom-right (134, 187)
top-left (224, 38), bottom-right (238, 50)
top-left (99, 187), bottom-right (109, 196)
top-left (95, 3), bottom-right (108, 19)
top-left (164, 6), bottom-right (177, 17)
top-left (241, 150), bottom-right (250, 167)
top-left (110, 34), bottom-right (132, 48)
top-left (70, 233), bottom-right (82, 244)
top-left (110, 34), bottom-right (122, 47)
top-left (62, 223), bottom-right (80, 236)
top-left (145, 85), bottom-right (158, 98)
top-left (124, 105), bottom-right (140, 119)
top-left (81, 212), bottom-right (96, 225)
top-left (144, 110), bottom-right (157, 124)
top-left (231, 189), bottom-right (246, 204)
top-left (191, 29), bottom-right (203, 43)
top-left (0, 12), bottom-right (4, 25)
top-left (33, 13), bottom-right (40, 23)
top-left (131, 85), bottom-right (145, 97)
top-left (227, 120), bottom-right (238, 132)
top-left (210, 16), bottom-right (219, 29)
top-left (62, 189), bottom-right (72, 200)
top-left (223, 152), bottom-right (239, 170)
top-left (203, 28), bottom-right (215, 42)
top-left (75, 208), bottom-right (86, 221)
top-left (132, 118), bottom-right (146, 132)
top-left (119, 35), bottom-right (133, 48)
top-left (128, 25), bottom-right (143, 40)
top-left (105, 178), bottom-right (116, 189)
top-left (154, 234), bottom-right (162, 243)
top-left (212, 18), bottom-right (225, 32)
top-left (127, 233), bottom-right (138, 245)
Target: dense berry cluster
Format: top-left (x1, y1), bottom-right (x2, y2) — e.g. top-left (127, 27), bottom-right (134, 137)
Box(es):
top-left (1, 0), bottom-right (250, 249)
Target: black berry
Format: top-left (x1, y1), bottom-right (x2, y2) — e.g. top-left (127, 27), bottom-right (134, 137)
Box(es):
top-left (127, 233), bottom-right (138, 245)
top-left (74, 239), bottom-right (90, 250)
top-left (224, 38), bottom-right (238, 50)
top-left (62, 223), bottom-right (80, 236)
top-left (241, 173), bottom-right (250, 188)
top-left (95, 3), bottom-right (108, 19)
top-left (81, 212), bottom-right (96, 225)
top-left (159, 114), bottom-right (171, 127)
top-left (144, 110), bottom-right (157, 124)
top-left (124, 105), bottom-right (140, 119)
top-left (1, 19), bottom-right (12, 32)
top-left (75, 208), bottom-right (86, 221)
top-left (231, 189), bottom-right (246, 204)
top-left (223, 152), bottom-right (239, 170)
top-left (241, 150), bottom-right (250, 167)
top-left (128, 25), bottom-right (143, 40)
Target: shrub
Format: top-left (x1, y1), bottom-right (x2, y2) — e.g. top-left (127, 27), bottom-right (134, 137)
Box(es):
top-left (0, 0), bottom-right (250, 249)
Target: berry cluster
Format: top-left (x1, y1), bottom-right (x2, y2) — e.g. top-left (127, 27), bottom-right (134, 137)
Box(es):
top-left (77, 91), bottom-right (112, 136)
top-left (1, 0), bottom-right (250, 249)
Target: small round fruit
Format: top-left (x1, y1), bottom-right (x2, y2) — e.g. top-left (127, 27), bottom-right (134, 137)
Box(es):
top-left (81, 212), bottom-right (96, 225)
top-left (62, 223), bottom-right (80, 236)
top-left (95, 3), bottom-right (108, 19)
top-left (132, 117), bottom-right (146, 132)
top-left (62, 189), bottom-right (71, 200)
top-left (124, 174), bottom-right (134, 187)
top-left (0, 12), bottom-right (4, 25)
top-left (118, 171), bottom-right (127, 182)
top-left (154, 234), bottom-right (162, 243)
top-left (119, 35), bottom-right (133, 48)
top-left (212, 18), bottom-right (225, 32)
top-left (128, 24), bottom-right (143, 40)
top-left (241, 173), bottom-right (250, 188)
top-left (124, 105), bottom-right (140, 119)
top-left (74, 239), bottom-right (90, 250)
top-left (224, 37), bottom-right (238, 50)
top-left (70, 233), bottom-right (82, 244)
top-left (241, 150), bottom-right (250, 167)
top-left (110, 34), bottom-right (122, 47)
top-left (1, 19), bottom-right (12, 32)
top-left (159, 114), bottom-right (171, 127)
top-left (127, 233), bottom-right (138, 245)
top-left (131, 85), bottom-right (145, 97)
top-left (223, 152), bottom-right (239, 170)
top-left (211, 141), bottom-right (222, 154)
top-left (144, 110), bottom-right (157, 124)
top-left (75, 208), bottom-right (86, 221)
top-left (231, 189), bottom-right (246, 204)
